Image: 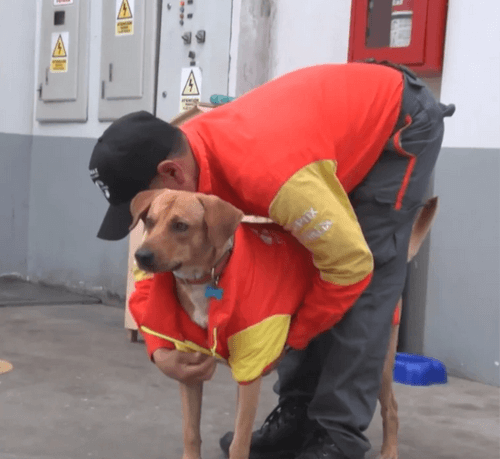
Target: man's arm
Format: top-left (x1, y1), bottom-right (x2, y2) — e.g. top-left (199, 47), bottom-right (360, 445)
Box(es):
top-left (128, 273), bottom-right (176, 357)
top-left (129, 270), bottom-right (217, 382)
top-left (269, 160), bottom-right (373, 350)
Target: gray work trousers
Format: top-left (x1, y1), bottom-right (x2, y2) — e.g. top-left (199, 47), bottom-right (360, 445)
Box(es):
top-left (274, 68), bottom-right (455, 458)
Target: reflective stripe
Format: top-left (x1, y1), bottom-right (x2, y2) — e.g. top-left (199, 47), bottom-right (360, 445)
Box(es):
top-left (211, 327), bottom-right (218, 355)
top-left (393, 114), bottom-right (416, 211)
top-left (140, 326), bottom-right (226, 362)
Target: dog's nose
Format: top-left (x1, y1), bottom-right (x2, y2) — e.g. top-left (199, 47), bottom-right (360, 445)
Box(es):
top-left (135, 249), bottom-right (155, 270)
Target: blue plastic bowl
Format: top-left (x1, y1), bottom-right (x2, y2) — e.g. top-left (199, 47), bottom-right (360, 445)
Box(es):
top-left (393, 353), bottom-right (448, 386)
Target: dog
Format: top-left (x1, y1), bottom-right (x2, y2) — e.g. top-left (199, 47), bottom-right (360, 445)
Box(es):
top-left (377, 196), bottom-right (438, 459)
top-left (129, 188), bottom-right (438, 459)
top-left (129, 188), bottom-right (316, 459)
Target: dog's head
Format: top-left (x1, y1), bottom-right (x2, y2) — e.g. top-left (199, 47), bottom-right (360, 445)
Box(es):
top-left (129, 189), bottom-right (244, 273)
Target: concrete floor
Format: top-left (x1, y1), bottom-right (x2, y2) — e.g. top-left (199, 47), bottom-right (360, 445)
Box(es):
top-left (0, 302), bottom-right (499, 459)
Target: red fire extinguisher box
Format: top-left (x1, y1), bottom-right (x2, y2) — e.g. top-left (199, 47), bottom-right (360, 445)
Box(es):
top-left (348, 0), bottom-right (449, 77)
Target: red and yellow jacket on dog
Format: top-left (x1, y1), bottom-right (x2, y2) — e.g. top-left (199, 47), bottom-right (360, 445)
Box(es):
top-left (131, 63), bottom-right (405, 356)
top-left (129, 223), bottom-right (316, 384)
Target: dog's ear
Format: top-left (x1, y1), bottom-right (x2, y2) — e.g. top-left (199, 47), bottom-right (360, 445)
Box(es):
top-left (129, 190), bottom-right (162, 231)
top-left (196, 194), bottom-right (244, 248)
top-left (408, 196), bottom-right (439, 261)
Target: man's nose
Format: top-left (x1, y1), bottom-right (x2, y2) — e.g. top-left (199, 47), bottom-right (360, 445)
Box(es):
top-left (135, 249), bottom-right (155, 270)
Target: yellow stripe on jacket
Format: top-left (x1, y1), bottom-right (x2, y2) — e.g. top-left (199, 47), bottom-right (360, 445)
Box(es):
top-left (269, 160), bottom-right (373, 286)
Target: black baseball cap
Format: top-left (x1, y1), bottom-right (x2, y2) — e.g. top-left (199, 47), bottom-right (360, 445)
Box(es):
top-left (89, 111), bottom-right (182, 241)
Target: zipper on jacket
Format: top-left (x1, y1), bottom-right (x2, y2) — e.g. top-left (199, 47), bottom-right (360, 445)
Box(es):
top-left (210, 327), bottom-right (218, 356)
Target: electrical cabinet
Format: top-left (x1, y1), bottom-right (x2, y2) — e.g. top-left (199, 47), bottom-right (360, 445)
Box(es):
top-left (36, 0), bottom-right (90, 122)
top-left (98, 0), bottom-right (159, 121)
top-left (155, 0), bottom-right (233, 121)
top-left (348, 0), bottom-right (449, 76)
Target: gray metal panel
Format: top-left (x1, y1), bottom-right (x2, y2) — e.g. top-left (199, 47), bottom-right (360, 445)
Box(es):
top-left (101, 0), bottom-right (146, 100)
top-left (35, 0), bottom-right (89, 122)
top-left (156, 0), bottom-right (233, 121)
top-left (41, 4), bottom-right (79, 101)
top-left (98, 0), bottom-right (159, 121)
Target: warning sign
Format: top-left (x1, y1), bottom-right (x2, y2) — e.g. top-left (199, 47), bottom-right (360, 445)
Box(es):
top-left (116, 0), bottom-right (134, 35)
top-left (50, 32), bottom-right (69, 73)
top-left (52, 35), bottom-right (67, 57)
top-left (179, 68), bottom-right (202, 112)
top-left (182, 71), bottom-right (200, 96)
top-left (117, 0), bottom-right (132, 19)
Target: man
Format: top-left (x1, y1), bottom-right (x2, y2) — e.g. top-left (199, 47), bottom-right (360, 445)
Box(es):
top-left (89, 61), bottom-right (454, 459)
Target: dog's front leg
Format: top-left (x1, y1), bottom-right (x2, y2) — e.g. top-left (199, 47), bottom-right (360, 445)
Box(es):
top-left (179, 381), bottom-right (203, 459)
top-left (229, 376), bottom-right (262, 459)
top-left (378, 301), bottom-right (400, 459)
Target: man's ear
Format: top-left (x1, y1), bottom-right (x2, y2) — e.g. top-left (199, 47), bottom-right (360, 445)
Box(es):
top-left (129, 190), bottom-right (162, 230)
top-left (196, 194), bottom-right (244, 249)
top-left (156, 160), bottom-right (185, 187)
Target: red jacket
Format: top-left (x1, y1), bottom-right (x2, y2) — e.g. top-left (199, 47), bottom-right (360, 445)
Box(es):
top-left (178, 63), bottom-right (403, 348)
top-left (129, 223), bottom-right (316, 384)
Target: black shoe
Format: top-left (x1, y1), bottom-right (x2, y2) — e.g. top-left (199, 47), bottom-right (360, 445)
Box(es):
top-left (296, 428), bottom-right (359, 459)
top-left (219, 397), bottom-right (315, 459)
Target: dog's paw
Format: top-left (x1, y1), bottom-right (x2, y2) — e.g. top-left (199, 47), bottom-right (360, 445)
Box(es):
top-left (378, 445), bottom-right (399, 459)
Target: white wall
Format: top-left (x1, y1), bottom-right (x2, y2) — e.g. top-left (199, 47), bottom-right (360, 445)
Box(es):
top-left (233, 0), bottom-right (499, 386)
top-left (0, 3), bottom-right (37, 135)
top-left (269, 0), bottom-right (352, 78)
top-left (440, 0), bottom-right (500, 149)
top-left (425, 0), bottom-right (500, 386)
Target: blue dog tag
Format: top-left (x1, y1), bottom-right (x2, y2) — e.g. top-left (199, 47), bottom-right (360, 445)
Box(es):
top-left (205, 285), bottom-right (224, 300)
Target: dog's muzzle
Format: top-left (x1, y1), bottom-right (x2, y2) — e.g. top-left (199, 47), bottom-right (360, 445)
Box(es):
top-left (135, 248), bottom-right (156, 271)
top-left (135, 249), bottom-right (182, 273)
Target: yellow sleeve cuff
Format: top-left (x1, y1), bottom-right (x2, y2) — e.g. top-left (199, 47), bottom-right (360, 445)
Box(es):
top-left (227, 314), bottom-right (291, 383)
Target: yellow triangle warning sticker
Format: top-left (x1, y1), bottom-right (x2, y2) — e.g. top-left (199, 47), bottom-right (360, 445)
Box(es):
top-left (117, 0), bottom-right (133, 19)
top-left (52, 34), bottom-right (67, 58)
top-left (182, 71), bottom-right (200, 96)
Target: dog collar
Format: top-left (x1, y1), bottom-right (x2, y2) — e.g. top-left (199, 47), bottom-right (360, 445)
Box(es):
top-left (174, 245), bottom-right (233, 286)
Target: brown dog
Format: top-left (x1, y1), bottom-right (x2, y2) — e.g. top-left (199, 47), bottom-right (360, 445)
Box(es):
top-left (130, 189), bottom-right (290, 459)
top-left (377, 196), bottom-right (439, 459)
top-left (129, 188), bottom-right (438, 459)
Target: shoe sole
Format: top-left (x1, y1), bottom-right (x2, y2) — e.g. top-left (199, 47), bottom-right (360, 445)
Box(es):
top-left (223, 451), bottom-right (296, 459)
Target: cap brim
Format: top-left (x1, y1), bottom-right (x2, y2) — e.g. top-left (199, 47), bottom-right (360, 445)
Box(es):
top-left (97, 201), bottom-right (133, 241)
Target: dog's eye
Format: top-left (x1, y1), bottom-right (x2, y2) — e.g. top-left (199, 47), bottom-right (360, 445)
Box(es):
top-left (144, 217), bottom-right (154, 229)
top-left (172, 221), bottom-right (189, 232)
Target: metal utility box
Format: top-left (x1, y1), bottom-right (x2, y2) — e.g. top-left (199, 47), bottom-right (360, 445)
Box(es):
top-left (36, 0), bottom-right (90, 122)
top-left (155, 0), bottom-right (233, 121)
top-left (98, 0), bottom-right (159, 121)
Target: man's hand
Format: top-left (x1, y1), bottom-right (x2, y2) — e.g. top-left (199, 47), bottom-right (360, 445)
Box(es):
top-left (152, 348), bottom-right (217, 385)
